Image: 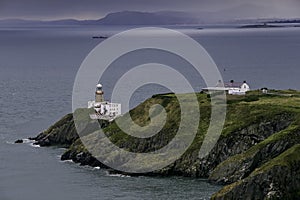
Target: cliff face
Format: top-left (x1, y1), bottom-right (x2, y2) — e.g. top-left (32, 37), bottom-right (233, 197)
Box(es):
top-left (196, 113), bottom-right (293, 178)
top-left (32, 113), bottom-right (78, 147)
top-left (32, 90), bottom-right (300, 199)
top-left (33, 108), bottom-right (109, 147)
top-left (211, 144), bottom-right (300, 200)
top-left (209, 125), bottom-right (300, 185)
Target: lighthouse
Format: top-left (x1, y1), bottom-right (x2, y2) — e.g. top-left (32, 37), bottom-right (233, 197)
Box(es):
top-left (95, 84), bottom-right (104, 103)
top-left (88, 83), bottom-right (122, 121)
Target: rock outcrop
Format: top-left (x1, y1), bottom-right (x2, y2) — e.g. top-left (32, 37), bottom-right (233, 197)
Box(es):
top-left (32, 113), bottom-right (78, 147)
top-left (211, 144), bottom-right (300, 200)
top-left (209, 125), bottom-right (300, 185)
top-left (196, 113), bottom-right (293, 178)
top-left (14, 139), bottom-right (23, 143)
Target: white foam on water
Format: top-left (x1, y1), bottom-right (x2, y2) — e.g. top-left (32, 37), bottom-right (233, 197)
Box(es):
top-left (105, 171), bottom-right (131, 178)
top-left (30, 143), bottom-right (40, 148)
top-left (60, 159), bottom-right (74, 163)
top-left (10, 139), bottom-right (37, 146)
top-left (5, 141), bottom-right (14, 144)
top-left (20, 139), bottom-right (40, 148)
top-left (22, 139), bottom-right (33, 143)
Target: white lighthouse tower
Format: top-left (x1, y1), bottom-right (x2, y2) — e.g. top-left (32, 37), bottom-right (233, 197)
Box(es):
top-left (88, 83), bottom-right (122, 121)
top-left (95, 83), bottom-right (104, 103)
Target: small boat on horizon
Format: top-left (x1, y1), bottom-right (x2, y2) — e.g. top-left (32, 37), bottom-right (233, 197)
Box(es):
top-left (92, 36), bottom-right (109, 39)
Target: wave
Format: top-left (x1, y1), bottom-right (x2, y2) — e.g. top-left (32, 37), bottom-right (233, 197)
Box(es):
top-left (22, 139), bottom-right (35, 144)
top-left (29, 143), bottom-right (40, 148)
top-left (105, 171), bottom-right (131, 178)
top-left (60, 159), bottom-right (74, 163)
top-left (21, 139), bottom-right (41, 148)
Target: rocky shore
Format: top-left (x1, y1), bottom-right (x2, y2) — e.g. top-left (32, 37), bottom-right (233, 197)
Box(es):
top-left (27, 90), bottom-right (300, 199)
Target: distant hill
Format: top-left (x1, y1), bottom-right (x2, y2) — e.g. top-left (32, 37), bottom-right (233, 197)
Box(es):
top-left (0, 11), bottom-right (199, 26)
top-left (0, 9), bottom-right (298, 27)
top-left (95, 11), bottom-right (198, 25)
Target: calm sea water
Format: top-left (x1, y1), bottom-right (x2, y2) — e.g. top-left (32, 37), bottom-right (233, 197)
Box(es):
top-left (1, 25), bottom-right (300, 200)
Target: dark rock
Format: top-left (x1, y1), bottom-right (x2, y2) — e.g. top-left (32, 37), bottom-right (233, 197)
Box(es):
top-left (209, 126), bottom-right (300, 185)
top-left (196, 113), bottom-right (293, 178)
top-left (34, 113), bottom-right (78, 147)
top-left (36, 138), bottom-right (51, 146)
top-left (211, 144), bottom-right (300, 200)
top-left (61, 145), bottom-right (108, 169)
top-left (14, 139), bottom-right (23, 144)
top-left (33, 110), bottom-right (109, 148)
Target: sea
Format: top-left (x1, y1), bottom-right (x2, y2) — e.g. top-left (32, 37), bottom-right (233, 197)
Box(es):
top-left (0, 25), bottom-right (300, 200)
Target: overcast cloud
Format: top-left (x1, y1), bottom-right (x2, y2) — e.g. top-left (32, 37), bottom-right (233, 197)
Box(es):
top-left (0, 0), bottom-right (299, 20)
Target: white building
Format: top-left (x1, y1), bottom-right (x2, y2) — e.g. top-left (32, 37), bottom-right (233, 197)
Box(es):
top-left (88, 101), bottom-right (122, 117)
top-left (203, 80), bottom-right (250, 95)
top-left (88, 84), bottom-right (122, 120)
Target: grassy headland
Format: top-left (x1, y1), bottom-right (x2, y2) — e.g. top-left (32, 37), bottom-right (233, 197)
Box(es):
top-left (31, 89), bottom-right (300, 199)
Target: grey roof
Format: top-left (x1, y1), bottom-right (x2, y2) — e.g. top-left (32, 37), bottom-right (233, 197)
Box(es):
top-left (223, 82), bottom-right (245, 88)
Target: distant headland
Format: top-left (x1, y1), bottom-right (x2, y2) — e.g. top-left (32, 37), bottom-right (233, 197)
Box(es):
top-left (239, 23), bottom-right (283, 29)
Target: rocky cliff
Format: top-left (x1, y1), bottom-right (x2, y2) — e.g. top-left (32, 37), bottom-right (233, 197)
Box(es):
top-left (31, 90), bottom-right (300, 199)
top-left (32, 113), bottom-right (78, 147)
top-left (211, 144), bottom-right (300, 200)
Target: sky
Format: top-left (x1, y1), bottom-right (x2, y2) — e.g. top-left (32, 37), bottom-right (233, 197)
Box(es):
top-left (0, 0), bottom-right (299, 20)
